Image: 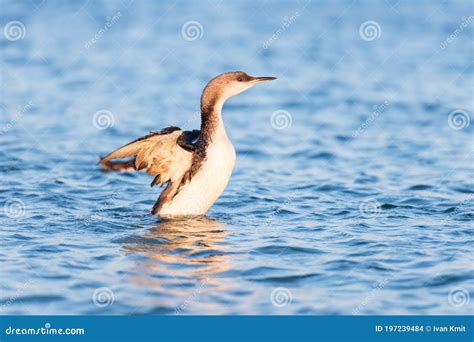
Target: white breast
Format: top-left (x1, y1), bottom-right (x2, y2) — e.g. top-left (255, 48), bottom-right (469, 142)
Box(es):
top-left (157, 136), bottom-right (236, 217)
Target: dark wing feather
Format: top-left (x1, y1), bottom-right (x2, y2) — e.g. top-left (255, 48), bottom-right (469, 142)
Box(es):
top-left (177, 130), bottom-right (200, 151)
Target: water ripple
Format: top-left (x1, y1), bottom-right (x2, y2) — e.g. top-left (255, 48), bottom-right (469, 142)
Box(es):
top-left (0, 0), bottom-right (471, 316)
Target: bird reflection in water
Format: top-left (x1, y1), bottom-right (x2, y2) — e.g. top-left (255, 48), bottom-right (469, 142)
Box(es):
top-left (122, 217), bottom-right (231, 312)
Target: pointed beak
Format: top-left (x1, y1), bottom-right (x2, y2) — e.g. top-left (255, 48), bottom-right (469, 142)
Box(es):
top-left (251, 76), bottom-right (277, 83)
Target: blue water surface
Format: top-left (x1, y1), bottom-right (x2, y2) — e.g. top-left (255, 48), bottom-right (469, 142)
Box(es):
top-left (0, 0), bottom-right (473, 315)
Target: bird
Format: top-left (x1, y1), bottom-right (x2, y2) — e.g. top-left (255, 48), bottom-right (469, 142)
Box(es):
top-left (100, 71), bottom-right (276, 217)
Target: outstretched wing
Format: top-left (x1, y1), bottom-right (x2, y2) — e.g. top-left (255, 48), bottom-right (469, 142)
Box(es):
top-left (100, 126), bottom-right (200, 187)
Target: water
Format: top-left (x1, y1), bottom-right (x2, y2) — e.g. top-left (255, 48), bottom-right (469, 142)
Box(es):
top-left (1, 0), bottom-right (473, 315)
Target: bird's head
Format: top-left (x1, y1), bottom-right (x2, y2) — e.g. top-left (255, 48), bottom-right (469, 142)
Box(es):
top-left (201, 71), bottom-right (276, 111)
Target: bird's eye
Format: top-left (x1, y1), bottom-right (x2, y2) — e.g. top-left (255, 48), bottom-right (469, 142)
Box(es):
top-left (237, 77), bottom-right (243, 82)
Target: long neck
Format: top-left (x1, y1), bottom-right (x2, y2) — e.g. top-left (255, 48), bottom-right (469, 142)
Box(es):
top-left (200, 88), bottom-right (228, 142)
